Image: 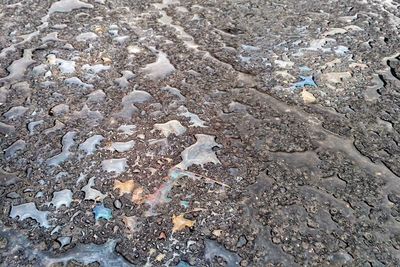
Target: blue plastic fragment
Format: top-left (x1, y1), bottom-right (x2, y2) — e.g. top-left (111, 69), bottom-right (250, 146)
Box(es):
top-left (93, 204), bottom-right (112, 221)
top-left (292, 76), bottom-right (317, 89)
top-left (176, 261), bottom-right (191, 267)
top-left (180, 200), bottom-right (190, 208)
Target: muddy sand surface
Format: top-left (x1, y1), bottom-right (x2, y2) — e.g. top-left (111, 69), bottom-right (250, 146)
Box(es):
top-left (1, 0), bottom-right (400, 266)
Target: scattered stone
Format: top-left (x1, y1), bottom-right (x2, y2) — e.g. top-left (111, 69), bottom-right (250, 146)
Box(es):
top-left (301, 90), bottom-right (317, 104)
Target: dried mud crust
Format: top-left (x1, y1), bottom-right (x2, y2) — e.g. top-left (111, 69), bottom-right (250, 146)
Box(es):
top-left (1, 0), bottom-right (400, 266)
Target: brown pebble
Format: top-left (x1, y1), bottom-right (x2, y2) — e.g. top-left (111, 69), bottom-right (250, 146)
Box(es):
top-left (158, 231), bottom-right (167, 240)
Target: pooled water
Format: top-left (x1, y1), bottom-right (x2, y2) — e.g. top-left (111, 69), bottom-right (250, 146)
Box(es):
top-left (117, 124), bottom-right (137, 135)
top-left (0, 122), bottom-right (15, 135)
top-left (0, 226), bottom-right (131, 266)
top-left (141, 51), bottom-right (176, 80)
top-left (48, 0), bottom-right (93, 15)
top-left (101, 158), bottom-right (128, 174)
top-left (365, 74), bottom-right (384, 101)
top-left (47, 54), bottom-right (76, 74)
top-left (81, 177), bottom-right (106, 201)
top-left (43, 120), bottom-right (65, 135)
top-left (10, 202), bottom-right (50, 228)
top-left (87, 89), bottom-right (106, 103)
top-left (75, 32), bottom-right (98, 42)
top-left (50, 103), bottom-right (70, 116)
top-left (4, 139), bottom-right (26, 159)
top-left (115, 70), bottom-right (135, 89)
top-left (0, 49), bottom-right (35, 84)
top-left (108, 140), bottom-right (135, 153)
top-left (176, 134), bottom-right (221, 170)
top-left (32, 64), bottom-right (49, 77)
top-left (154, 120), bottom-right (187, 137)
top-left (177, 106), bottom-right (206, 127)
top-left (161, 86), bottom-right (186, 102)
top-left (42, 32), bottom-right (62, 43)
top-left (82, 64), bottom-right (111, 74)
top-left (205, 239), bottom-right (242, 267)
top-left (28, 120), bottom-right (44, 135)
top-left (116, 90), bottom-right (153, 120)
top-left (46, 131), bottom-right (77, 167)
top-left (57, 236), bottom-right (72, 248)
top-left (3, 106), bottom-right (28, 120)
top-left (48, 189), bottom-right (73, 209)
top-left (64, 77), bottom-right (93, 89)
top-left (93, 204), bottom-right (112, 221)
top-left (0, 167), bottom-right (19, 186)
top-left (73, 104), bottom-right (103, 126)
top-left (79, 135), bottom-right (104, 155)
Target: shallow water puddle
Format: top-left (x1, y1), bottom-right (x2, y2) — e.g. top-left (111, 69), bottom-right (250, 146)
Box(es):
top-left (115, 70), bottom-right (135, 88)
top-left (101, 158), bottom-right (128, 174)
top-left (81, 177), bottom-right (107, 201)
top-left (4, 139), bottom-right (26, 159)
top-left (178, 106), bottom-right (207, 127)
top-left (46, 131), bottom-right (77, 167)
top-left (93, 204), bottom-right (112, 221)
top-left (0, 226), bottom-right (131, 266)
top-left (141, 50), bottom-right (176, 80)
top-left (153, 120), bottom-right (187, 137)
top-left (107, 140), bottom-right (135, 153)
top-left (115, 90), bottom-right (153, 120)
top-left (10, 202), bottom-right (51, 228)
top-left (176, 134), bottom-right (221, 170)
top-left (205, 239), bottom-right (242, 267)
top-left (79, 135), bottom-right (104, 155)
top-left (144, 135), bottom-right (224, 215)
top-left (47, 54), bottom-right (76, 74)
top-left (0, 49), bottom-right (35, 85)
top-left (48, 189), bottom-right (73, 209)
top-left (0, 168), bottom-right (19, 186)
top-left (117, 124), bottom-right (137, 135)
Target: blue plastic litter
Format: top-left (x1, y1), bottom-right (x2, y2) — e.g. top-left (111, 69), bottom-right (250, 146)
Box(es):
top-left (292, 76), bottom-right (317, 89)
